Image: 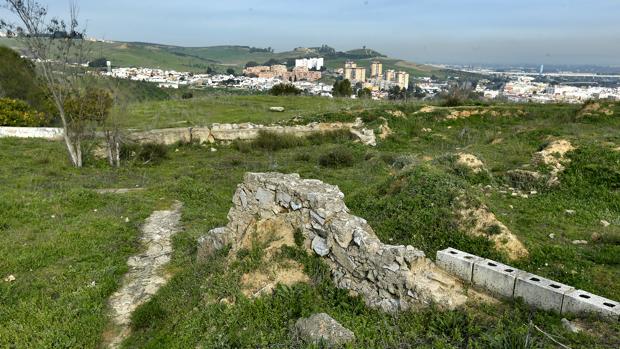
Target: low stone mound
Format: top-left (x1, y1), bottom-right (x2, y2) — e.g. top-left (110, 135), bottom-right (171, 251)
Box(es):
top-left (578, 102), bottom-right (614, 117)
top-left (295, 313), bottom-right (355, 347)
top-left (198, 173), bottom-right (488, 312)
top-left (445, 108), bottom-right (520, 120)
top-left (415, 106), bottom-right (436, 114)
top-left (386, 110), bottom-right (406, 118)
top-left (236, 216), bottom-right (310, 298)
top-left (533, 139), bottom-right (575, 186)
top-left (378, 117), bottom-right (393, 140)
top-left (456, 153), bottom-right (485, 173)
top-left (456, 202), bottom-right (529, 260)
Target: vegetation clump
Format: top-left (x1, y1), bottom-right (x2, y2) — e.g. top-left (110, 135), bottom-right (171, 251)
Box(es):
top-left (318, 147), bottom-right (355, 168)
top-left (251, 131), bottom-right (306, 151)
top-left (270, 83), bottom-right (302, 96)
top-left (0, 98), bottom-right (49, 126)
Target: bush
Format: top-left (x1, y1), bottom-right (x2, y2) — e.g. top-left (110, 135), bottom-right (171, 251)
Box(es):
top-left (270, 83), bottom-right (301, 96)
top-left (120, 142), bottom-right (168, 165)
top-left (318, 147), bottom-right (354, 168)
top-left (181, 92), bottom-right (193, 99)
top-left (251, 131), bottom-right (306, 151)
top-left (0, 98), bottom-right (49, 126)
top-left (306, 129), bottom-right (354, 145)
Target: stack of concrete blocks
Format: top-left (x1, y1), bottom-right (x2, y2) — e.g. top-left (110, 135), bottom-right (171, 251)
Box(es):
top-left (437, 247), bottom-right (619, 321)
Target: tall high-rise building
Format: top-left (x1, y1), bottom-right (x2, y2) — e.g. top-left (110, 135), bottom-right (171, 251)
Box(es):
top-left (354, 67), bottom-right (366, 82)
top-left (396, 71), bottom-right (410, 89)
top-left (385, 69), bottom-right (396, 82)
top-left (344, 61), bottom-right (357, 81)
top-left (370, 61), bottom-right (383, 79)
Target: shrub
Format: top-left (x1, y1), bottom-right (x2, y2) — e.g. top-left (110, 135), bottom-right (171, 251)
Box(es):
top-left (306, 129), bottom-right (354, 145)
top-left (181, 92), bottom-right (193, 99)
top-left (251, 131), bottom-right (306, 151)
top-left (232, 139), bottom-right (252, 153)
top-left (270, 83), bottom-right (302, 96)
top-left (120, 142), bottom-right (168, 165)
top-left (318, 147), bottom-right (354, 168)
top-left (294, 152), bottom-right (311, 162)
top-left (131, 299), bottom-right (166, 330)
top-left (0, 98), bottom-right (49, 126)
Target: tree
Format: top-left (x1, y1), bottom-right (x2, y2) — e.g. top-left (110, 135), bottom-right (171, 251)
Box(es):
top-left (226, 68), bottom-right (235, 75)
top-left (332, 79), bottom-right (352, 98)
top-left (245, 61), bottom-right (259, 68)
top-left (388, 86), bottom-right (406, 100)
top-left (2, 0), bottom-right (94, 167)
top-left (357, 87), bottom-right (372, 99)
top-left (64, 88), bottom-right (113, 165)
top-left (270, 83), bottom-right (301, 96)
top-left (88, 57), bottom-right (108, 68)
top-left (207, 67), bottom-right (215, 74)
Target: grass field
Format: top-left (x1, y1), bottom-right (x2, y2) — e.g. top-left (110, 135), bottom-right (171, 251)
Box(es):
top-left (1, 98), bottom-right (619, 348)
top-left (120, 94), bottom-right (385, 129)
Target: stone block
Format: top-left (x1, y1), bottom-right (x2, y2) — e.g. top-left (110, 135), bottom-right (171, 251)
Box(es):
top-left (472, 259), bottom-right (521, 299)
top-left (436, 248), bottom-right (483, 283)
top-left (514, 273), bottom-right (574, 312)
top-left (562, 290), bottom-right (620, 320)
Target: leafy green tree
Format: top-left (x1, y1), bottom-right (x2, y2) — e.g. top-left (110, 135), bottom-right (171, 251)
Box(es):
top-left (332, 79), bottom-right (352, 97)
top-left (245, 61), bottom-right (259, 68)
top-left (226, 68), bottom-right (236, 75)
top-left (88, 57), bottom-right (108, 68)
top-left (270, 83), bottom-right (301, 96)
top-left (357, 87), bottom-right (372, 99)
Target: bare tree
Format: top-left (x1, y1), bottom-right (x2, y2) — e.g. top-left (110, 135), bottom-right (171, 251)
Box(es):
top-left (1, 0), bottom-right (91, 167)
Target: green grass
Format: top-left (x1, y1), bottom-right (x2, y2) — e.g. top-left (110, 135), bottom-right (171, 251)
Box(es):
top-left (1, 100), bottom-right (619, 348)
top-left (120, 94), bottom-right (384, 129)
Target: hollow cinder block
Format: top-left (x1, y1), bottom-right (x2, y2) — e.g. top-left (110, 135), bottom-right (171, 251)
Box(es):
top-left (436, 248), bottom-right (483, 283)
top-left (472, 259), bottom-right (522, 299)
top-left (562, 290), bottom-right (620, 320)
top-left (514, 273), bottom-right (574, 312)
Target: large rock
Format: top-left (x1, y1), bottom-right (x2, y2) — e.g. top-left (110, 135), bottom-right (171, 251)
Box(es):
top-left (295, 313), bottom-right (355, 347)
top-left (197, 172), bottom-right (480, 312)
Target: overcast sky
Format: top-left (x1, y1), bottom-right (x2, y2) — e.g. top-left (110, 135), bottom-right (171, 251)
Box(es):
top-left (2, 0), bottom-right (619, 65)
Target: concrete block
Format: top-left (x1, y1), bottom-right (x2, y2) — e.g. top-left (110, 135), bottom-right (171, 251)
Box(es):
top-left (514, 273), bottom-right (574, 312)
top-left (436, 248), bottom-right (483, 283)
top-left (562, 290), bottom-right (620, 320)
top-left (472, 259), bottom-right (521, 299)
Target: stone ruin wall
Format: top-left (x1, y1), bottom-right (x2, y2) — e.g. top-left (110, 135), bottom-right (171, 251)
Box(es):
top-left (197, 172), bottom-right (477, 312)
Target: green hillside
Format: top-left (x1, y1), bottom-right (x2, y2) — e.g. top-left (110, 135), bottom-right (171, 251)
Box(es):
top-left (0, 38), bottom-right (449, 78)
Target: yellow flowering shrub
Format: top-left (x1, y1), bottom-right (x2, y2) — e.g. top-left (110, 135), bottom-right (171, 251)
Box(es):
top-left (0, 98), bottom-right (50, 127)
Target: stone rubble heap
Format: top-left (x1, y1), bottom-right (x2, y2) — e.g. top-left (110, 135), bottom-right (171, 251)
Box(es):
top-left (197, 173), bottom-right (479, 312)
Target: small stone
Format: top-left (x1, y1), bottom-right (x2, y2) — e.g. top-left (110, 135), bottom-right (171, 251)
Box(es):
top-left (530, 190), bottom-right (538, 195)
top-left (88, 281), bottom-right (96, 288)
top-left (565, 209), bottom-right (576, 215)
top-left (125, 217), bottom-right (130, 223)
top-left (509, 205), bottom-right (514, 209)
top-left (51, 214), bottom-right (56, 218)
top-left (311, 236), bottom-right (330, 256)
top-left (93, 209), bottom-right (98, 212)
top-left (561, 318), bottom-right (582, 334)
top-left (572, 240), bottom-right (588, 245)
top-left (295, 313), bottom-right (355, 347)
top-left (210, 147), bottom-right (217, 152)
top-left (4, 274), bottom-right (16, 282)
top-left (591, 232), bottom-right (602, 242)
top-left (549, 233), bottom-right (555, 239)
top-left (600, 220), bottom-right (610, 227)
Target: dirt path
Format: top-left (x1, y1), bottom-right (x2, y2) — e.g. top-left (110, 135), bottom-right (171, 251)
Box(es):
top-left (103, 201), bottom-right (183, 348)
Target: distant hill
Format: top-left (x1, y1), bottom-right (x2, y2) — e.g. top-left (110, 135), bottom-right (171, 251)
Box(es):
top-left (0, 38), bottom-right (468, 79)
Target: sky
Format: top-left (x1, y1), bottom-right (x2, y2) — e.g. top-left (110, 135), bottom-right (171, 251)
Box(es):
top-left (2, 0), bottom-right (620, 65)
